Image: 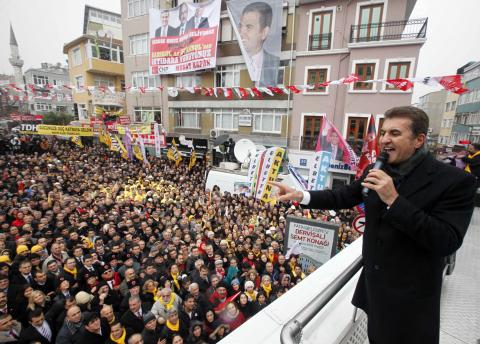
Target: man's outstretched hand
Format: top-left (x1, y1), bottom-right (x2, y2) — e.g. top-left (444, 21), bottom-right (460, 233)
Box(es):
top-left (269, 181), bottom-right (304, 203)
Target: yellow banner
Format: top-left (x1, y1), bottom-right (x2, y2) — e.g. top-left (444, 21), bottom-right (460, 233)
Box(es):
top-left (188, 150), bottom-right (197, 170)
top-left (37, 125), bottom-right (94, 137)
top-left (117, 125), bottom-right (151, 135)
top-left (260, 148), bottom-right (285, 204)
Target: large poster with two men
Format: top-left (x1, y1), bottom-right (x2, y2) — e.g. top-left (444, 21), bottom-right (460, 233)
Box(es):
top-left (227, 0), bottom-right (282, 87)
top-left (149, 0), bottom-right (221, 75)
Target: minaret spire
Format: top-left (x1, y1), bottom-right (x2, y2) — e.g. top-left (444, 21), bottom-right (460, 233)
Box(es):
top-left (9, 23), bottom-right (24, 85)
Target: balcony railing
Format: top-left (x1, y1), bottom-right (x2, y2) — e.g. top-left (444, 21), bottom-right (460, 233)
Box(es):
top-left (309, 33), bottom-right (332, 51)
top-left (349, 18), bottom-right (428, 43)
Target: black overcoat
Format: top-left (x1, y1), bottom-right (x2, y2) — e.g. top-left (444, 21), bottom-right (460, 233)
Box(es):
top-left (308, 154), bottom-right (476, 344)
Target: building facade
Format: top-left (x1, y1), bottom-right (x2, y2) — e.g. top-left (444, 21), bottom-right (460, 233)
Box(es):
top-left (64, 6), bottom-right (125, 123)
top-left (451, 61), bottom-right (480, 144)
top-left (288, 0), bottom-right (426, 185)
top-left (437, 91), bottom-right (458, 146)
top-left (121, 0), bottom-right (294, 160)
top-left (23, 63), bottom-right (74, 115)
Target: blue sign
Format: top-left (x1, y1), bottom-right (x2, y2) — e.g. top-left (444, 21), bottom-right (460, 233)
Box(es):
top-left (300, 159), bottom-right (307, 167)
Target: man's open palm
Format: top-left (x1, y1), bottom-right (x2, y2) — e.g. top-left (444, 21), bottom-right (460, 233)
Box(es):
top-left (269, 181), bottom-right (303, 203)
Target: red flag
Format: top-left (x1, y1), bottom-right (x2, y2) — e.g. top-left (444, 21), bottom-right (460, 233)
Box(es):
top-left (238, 87), bottom-right (249, 99)
top-left (342, 74), bottom-right (360, 84)
top-left (251, 87), bottom-right (263, 99)
top-left (356, 115), bottom-right (379, 179)
top-left (213, 292), bottom-right (241, 313)
top-left (9, 84), bottom-right (22, 91)
top-left (386, 79), bottom-right (414, 91)
top-left (286, 85), bottom-right (301, 93)
top-left (223, 88), bottom-right (233, 99)
top-left (267, 87), bottom-right (284, 95)
top-left (139, 87), bottom-right (146, 94)
top-left (436, 75), bottom-right (469, 94)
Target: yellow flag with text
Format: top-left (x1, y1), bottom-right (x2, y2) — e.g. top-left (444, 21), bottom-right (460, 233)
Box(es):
top-left (71, 136), bottom-right (83, 148)
top-left (167, 139), bottom-right (182, 166)
top-left (188, 149), bottom-right (197, 170)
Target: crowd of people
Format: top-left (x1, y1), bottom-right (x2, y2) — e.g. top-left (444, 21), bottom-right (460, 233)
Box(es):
top-left (0, 138), bottom-right (360, 344)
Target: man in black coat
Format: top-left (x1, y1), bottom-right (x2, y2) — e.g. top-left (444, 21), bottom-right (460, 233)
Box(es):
top-left (74, 312), bottom-right (105, 344)
top-left (272, 106), bottom-right (477, 344)
top-left (18, 309), bottom-right (55, 344)
top-left (463, 142), bottom-right (480, 180)
top-left (120, 295), bottom-right (151, 335)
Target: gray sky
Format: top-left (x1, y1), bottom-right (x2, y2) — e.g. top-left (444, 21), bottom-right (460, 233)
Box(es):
top-left (1, 0), bottom-right (479, 102)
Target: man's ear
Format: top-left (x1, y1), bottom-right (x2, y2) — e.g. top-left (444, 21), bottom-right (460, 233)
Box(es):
top-left (261, 26), bottom-right (271, 41)
top-left (414, 133), bottom-right (426, 149)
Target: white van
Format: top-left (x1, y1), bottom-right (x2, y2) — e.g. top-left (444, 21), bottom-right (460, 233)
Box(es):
top-left (205, 168), bottom-right (304, 195)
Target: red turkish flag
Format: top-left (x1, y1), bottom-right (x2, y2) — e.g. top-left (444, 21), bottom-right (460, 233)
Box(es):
top-left (436, 75), bottom-right (469, 94)
top-left (267, 87), bottom-right (284, 95)
top-left (386, 79), bottom-right (414, 91)
top-left (342, 74), bottom-right (360, 84)
top-left (251, 87), bottom-right (263, 99)
top-left (356, 115), bottom-right (379, 179)
top-left (286, 85), bottom-right (301, 93)
top-left (238, 87), bottom-right (249, 99)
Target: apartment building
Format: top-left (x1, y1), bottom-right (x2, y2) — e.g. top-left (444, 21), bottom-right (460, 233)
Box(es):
top-left (23, 63), bottom-right (74, 115)
top-left (121, 0), bottom-right (294, 159)
top-left (288, 0), bottom-right (426, 186)
top-left (451, 61), bottom-right (480, 144)
top-left (64, 6), bottom-right (125, 123)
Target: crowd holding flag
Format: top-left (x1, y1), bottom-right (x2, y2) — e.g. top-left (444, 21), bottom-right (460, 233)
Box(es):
top-left (71, 136), bottom-right (83, 148)
top-left (167, 138), bottom-right (183, 166)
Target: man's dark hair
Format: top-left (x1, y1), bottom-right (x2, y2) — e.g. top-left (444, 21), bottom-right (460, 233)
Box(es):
top-left (28, 308), bottom-right (43, 322)
top-left (384, 106), bottom-right (429, 137)
top-left (242, 2), bottom-right (273, 29)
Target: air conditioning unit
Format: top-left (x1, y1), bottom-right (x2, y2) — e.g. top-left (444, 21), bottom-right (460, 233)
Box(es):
top-left (210, 128), bottom-right (220, 139)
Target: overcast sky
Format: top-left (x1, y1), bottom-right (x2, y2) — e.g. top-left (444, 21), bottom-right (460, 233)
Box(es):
top-left (0, 0), bottom-right (479, 102)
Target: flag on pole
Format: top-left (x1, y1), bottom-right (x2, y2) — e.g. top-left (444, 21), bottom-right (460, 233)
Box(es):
top-left (356, 115), bottom-right (380, 179)
top-left (123, 126), bottom-right (133, 160)
top-left (153, 123), bottom-right (162, 158)
top-left (136, 129), bottom-right (149, 165)
top-left (167, 138), bottom-right (182, 166)
top-left (71, 136), bottom-right (83, 148)
top-left (115, 134), bottom-right (129, 160)
top-left (188, 148), bottom-right (197, 170)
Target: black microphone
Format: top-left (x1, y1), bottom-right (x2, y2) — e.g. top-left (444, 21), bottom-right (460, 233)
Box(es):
top-left (361, 151), bottom-right (390, 197)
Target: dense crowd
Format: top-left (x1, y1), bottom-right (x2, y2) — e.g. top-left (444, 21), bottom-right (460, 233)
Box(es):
top-left (0, 138), bottom-right (360, 344)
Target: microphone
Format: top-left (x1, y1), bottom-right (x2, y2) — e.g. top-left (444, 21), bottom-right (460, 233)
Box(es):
top-left (361, 151), bottom-right (390, 197)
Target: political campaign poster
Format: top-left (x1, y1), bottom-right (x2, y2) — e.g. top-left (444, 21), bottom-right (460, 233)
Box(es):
top-left (149, 0), bottom-right (221, 75)
top-left (227, 0), bottom-right (282, 87)
top-left (316, 117), bottom-right (358, 169)
top-left (285, 215), bottom-right (339, 269)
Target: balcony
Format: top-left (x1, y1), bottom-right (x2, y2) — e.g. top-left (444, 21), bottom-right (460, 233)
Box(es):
top-left (309, 33), bottom-right (332, 51)
top-left (349, 18), bottom-right (428, 44)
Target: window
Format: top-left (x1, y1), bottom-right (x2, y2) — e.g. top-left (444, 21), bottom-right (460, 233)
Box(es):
top-left (94, 77), bottom-right (115, 88)
top-left (277, 66), bottom-right (286, 86)
top-left (346, 116), bottom-right (367, 155)
top-left (132, 71), bottom-right (161, 88)
top-left (78, 104), bottom-right (88, 121)
top-left (253, 109), bottom-right (282, 133)
top-left (175, 73), bottom-right (201, 88)
top-left (175, 108), bottom-right (200, 128)
top-left (215, 65), bottom-right (242, 88)
top-left (386, 62), bottom-right (411, 90)
top-left (445, 102), bottom-right (450, 112)
top-left (128, 0), bottom-right (155, 17)
top-left (305, 68), bottom-right (328, 93)
top-left (35, 103), bottom-right (53, 112)
top-left (309, 11), bottom-right (333, 50)
top-left (220, 18), bottom-right (237, 42)
top-left (301, 115), bottom-right (323, 150)
top-left (75, 76), bottom-right (85, 89)
top-left (214, 109), bottom-right (239, 130)
top-left (451, 101), bottom-right (456, 111)
top-left (357, 3), bottom-right (384, 42)
top-left (89, 41), bottom-right (124, 63)
top-left (129, 34), bottom-right (148, 55)
top-left (354, 63), bottom-right (375, 90)
top-left (134, 107), bottom-right (161, 123)
top-left (33, 75), bottom-right (49, 85)
top-left (72, 48), bottom-right (82, 66)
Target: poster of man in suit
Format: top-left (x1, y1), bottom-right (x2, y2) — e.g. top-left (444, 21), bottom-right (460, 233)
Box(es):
top-left (149, 0), bottom-right (221, 75)
top-left (227, 0), bottom-right (281, 87)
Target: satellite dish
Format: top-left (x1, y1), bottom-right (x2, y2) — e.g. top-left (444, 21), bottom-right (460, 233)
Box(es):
top-left (234, 139), bottom-right (256, 163)
top-left (168, 87), bottom-right (178, 97)
top-left (255, 145), bottom-right (266, 151)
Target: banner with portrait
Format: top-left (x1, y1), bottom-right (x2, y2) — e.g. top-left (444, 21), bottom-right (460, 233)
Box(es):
top-left (315, 118), bottom-right (358, 170)
top-left (149, 0), bottom-right (221, 75)
top-left (227, 0), bottom-right (282, 87)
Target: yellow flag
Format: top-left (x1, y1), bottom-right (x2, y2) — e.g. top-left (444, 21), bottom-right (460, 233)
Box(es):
top-left (115, 134), bottom-right (129, 160)
top-left (133, 145), bottom-right (143, 161)
top-left (71, 136), bottom-right (84, 148)
top-left (188, 149), bottom-right (196, 170)
top-left (167, 139), bottom-right (182, 166)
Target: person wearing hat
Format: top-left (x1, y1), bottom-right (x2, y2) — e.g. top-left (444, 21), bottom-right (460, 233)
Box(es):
top-left (141, 311), bottom-right (164, 344)
top-left (208, 281), bottom-right (229, 312)
top-left (75, 291), bottom-right (94, 312)
top-left (159, 308), bottom-right (188, 344)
